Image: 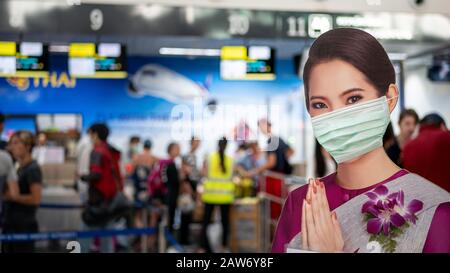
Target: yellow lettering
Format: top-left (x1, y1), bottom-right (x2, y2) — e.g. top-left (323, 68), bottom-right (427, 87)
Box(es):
top-left (56, 72), bottom-right (77, 88)
top-left (33, 77), bottom-right (40, 88)
top-left (42, 75), bottom-right (49, 88)
top-left (69, 76), bottom-right (76, 88)
top-left (58, 72), bottom-right (67, 88)
top-left (50, 72), bottom-right (58, 88)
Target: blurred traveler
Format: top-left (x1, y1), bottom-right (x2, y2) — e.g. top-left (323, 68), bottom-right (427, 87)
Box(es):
top-left (165, 142), bottom-right (181, 235)
top-left (236, 141), bottom-right (266, 196)
top-left (249, 118), bottom-right (294, 219)
top-left (234, 142), bottom-right (248, 163)
top-left (75, 128), bottom-right (93, 204)
top-left (0, 150), bottom-right (19, 225)
top-left (179, 137), bottom-right (201, 245)
top-left (132, 139), bottom-right (156, 205)
top-left (397, 109), bottom-right (419, 149)
top-left (383, 109), bottom-right (419, 167)
top-left (145, 155), bottom-right (171, 251)
top-left (80, 123), bottom-right (128, 253)
top-left (383, 122), bottom-right (402, 166)
top-left (0, 113), bottom-right (7, 150)
top-left (131, 139), bottom-right (156, 245)
top-left (256, 118), bottom-right (294, 174)
top-left (199, 137), bottom-right (234, 253)
top-left (145, 143), bottom-right (181, 252)
top-left (181, 137), bottom-right (201, 191)
top-left (403, 113), bottom-right (450, 192)
top-left (128, 136), bottom-right (141, 162)
top-left (31, 133), bottom-right (48, 166)
top-left (2, 131), bottom-right (42, 253)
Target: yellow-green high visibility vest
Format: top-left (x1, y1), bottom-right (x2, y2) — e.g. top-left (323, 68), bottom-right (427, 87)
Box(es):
top-left (202, 152), bottom-right (235, 204)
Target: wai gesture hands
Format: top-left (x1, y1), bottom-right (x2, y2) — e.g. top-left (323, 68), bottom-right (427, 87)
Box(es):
top-left (301, 178), bottom-right (344, 253)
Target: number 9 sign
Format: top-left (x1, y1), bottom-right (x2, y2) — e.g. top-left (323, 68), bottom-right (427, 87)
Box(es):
top-left (90, 8), bottom-right (103, 31)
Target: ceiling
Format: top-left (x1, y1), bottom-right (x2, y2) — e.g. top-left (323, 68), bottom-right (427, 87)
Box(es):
top-left (75, 0), bottom-right (450, 15)
top-left (1, 0), bottom-right (448, 59)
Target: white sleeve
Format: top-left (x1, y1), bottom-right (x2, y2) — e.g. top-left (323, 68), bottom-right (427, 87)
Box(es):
top-left (5, 153), bottom-right (17, 183)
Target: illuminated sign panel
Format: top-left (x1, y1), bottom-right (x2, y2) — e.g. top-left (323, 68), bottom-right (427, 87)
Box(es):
top-left (68, 43), bottom-right (127, 78)
top-left (0, 41), bottom-right (49, 78)
top-left (221, 46), bottom-right (275, 80)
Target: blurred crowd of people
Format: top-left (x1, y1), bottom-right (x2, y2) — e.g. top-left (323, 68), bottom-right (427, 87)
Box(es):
top-left (0, 113), bottom-right (295, 253)
top-left (0, 108), bottom-right (449, 253)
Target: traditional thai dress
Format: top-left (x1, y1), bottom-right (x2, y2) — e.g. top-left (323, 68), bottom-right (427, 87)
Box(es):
top-left (272, 170), bottom-right (450, 253)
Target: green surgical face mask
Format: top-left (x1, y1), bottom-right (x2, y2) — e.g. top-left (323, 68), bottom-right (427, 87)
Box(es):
top-left (311, 96), bottom-right (393, 164)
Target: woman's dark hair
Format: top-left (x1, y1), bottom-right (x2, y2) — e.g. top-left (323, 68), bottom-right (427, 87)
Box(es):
top-left (383, 121), bottom-right (402, 165)
top-left (238, 142), bottom-right (248, 151)
top-left (314, 139), bottom-right (326, 177)
top-left (218, 137), bottom-right (228, 174)
top-left (89, 123), bottom-right (109, 141)
top-left (314, 139), bottom-right (336, 177)
top-left (383, 121), bottom-right (396, 146)
top-left (399, 109), bottom-right (419, 124)
top-left (303, 28), bottom-right (395, 110)
top-left (10, 130), bottom-right (35, 153)
top-left (129, 135), bottom-right (140, 144)
top-left (143, 139), bottom-right (152, 150)
top-left (167, 142), bottom-right (178, 154)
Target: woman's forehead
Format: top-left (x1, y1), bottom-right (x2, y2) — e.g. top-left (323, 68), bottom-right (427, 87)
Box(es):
top-left (308, 60), bottom-right (372, 97)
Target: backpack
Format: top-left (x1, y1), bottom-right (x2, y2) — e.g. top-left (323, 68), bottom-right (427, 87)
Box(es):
top-left (108, 144), bottom-right (124, 191)
top-left (82, 144), bottom-right (130, 227)
top-left (147, 159), bottom-right (172, 202)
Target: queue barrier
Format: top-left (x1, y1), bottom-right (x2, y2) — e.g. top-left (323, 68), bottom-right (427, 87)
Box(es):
top-left (0, 227), bottom-right (157, 241)
top-left (0, 227), bottom-right (184, 252)
top-left (39, 203), bottom-right (84, 209)
top-left (0, 201), bottom-right (184, 252)
top-left (258, 171), bottom-right (308, 252)
top-left (36, 176), bottom-right (306, 253)
top-left (38, 201), bottom-right (150, 209)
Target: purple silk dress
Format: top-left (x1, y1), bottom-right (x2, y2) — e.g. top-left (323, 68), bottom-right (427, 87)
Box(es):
top-left (271, 169), bottom-right (450, 253)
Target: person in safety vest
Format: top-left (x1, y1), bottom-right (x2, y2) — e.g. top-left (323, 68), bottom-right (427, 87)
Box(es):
top-left (198, 137), bottom-right (235, 253)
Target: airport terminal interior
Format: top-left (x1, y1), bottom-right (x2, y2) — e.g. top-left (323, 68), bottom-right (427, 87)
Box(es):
top-left (0, 0), bottom-right (449, 253)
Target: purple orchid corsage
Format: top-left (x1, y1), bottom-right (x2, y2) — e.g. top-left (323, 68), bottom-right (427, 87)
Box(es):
top-left (361, 185), bottom-right (423, 253)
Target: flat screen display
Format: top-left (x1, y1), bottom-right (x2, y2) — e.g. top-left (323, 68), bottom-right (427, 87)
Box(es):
top-left (220, 46), bottom-right (275, 80)
top-left (68, 42), bottom-right (127, 78)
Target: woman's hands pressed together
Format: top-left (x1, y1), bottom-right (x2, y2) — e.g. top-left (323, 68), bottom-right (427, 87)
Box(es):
top-left (301, 178), bottom-right (344, 252)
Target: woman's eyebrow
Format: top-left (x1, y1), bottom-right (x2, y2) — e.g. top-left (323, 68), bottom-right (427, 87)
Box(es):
top-left (310, 95), bottom-right (327, 100)
top-left (340, 88), bottom-right (364, 96)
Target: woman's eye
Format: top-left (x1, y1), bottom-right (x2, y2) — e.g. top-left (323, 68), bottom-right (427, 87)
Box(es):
top-left (347, 95), bottom-right (362, 105)
top-left (312, 102), bottom-right (327, 109)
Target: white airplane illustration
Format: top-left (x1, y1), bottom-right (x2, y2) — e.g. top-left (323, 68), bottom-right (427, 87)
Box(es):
top-left (128, 64), bottom-right (212, 104)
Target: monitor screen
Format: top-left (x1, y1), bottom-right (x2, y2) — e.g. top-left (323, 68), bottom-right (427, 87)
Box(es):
top-left (68, 42), bottom-right (127, 78)
top-left (0, 41), bottom-right (49, 78)
top-left (220, 46), bottom-right (276, 80)
top-left (428, 54), bottom-right (450, 82)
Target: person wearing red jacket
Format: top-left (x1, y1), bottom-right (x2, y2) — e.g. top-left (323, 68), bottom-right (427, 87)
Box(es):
top-left (80, 123), bottom-right (123, 253)
top-left (402, 113), bottom-right (450, 193)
